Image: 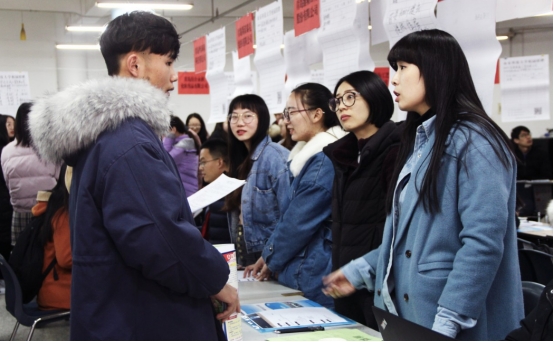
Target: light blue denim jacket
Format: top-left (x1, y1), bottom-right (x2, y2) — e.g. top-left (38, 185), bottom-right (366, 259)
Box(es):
top-left (229, 136), bottom-right (290, 254)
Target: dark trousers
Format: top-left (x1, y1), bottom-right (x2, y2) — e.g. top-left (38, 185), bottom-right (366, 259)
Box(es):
top-left (334, 289), bottom-right (378, 330)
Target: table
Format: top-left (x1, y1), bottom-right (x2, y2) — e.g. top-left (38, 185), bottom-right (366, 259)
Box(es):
top-left (237, 281), bottom-right (382, 341)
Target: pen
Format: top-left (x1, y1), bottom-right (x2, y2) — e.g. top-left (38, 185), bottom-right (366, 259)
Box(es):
top-left (273, 326), bottom-right (325, 334)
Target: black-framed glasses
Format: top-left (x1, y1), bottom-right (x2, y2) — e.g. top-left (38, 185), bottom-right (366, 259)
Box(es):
top-left (228, 112), bottom-right (257, 124)
top-left (199, 158), bottom-right (220, 168)
top-left (329, 91), bottom-right (360, 112)
top-left (283, 108), bottom-right (314, 121)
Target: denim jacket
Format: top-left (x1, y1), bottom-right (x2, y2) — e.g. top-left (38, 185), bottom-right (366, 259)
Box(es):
top-left (229, 136), bottom-right (290, 254)
top-left (262, 127), bottom-right (346, 307)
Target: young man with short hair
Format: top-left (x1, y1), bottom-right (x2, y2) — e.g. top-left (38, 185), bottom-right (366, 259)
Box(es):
top-left (198, 139), bottom-right (231, 244)
top-left (29, 11), bottom-right (238, 340)
top-left (511, 126), bottom-right (551, 180)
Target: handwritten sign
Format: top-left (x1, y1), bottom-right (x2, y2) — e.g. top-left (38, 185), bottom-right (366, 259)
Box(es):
top-left (374, 67), bottom-right (390, 86)
top-left (294, 0), bottom-right (320, 37)
top-left (194, 36), bottom-right (207, 72)
top-left (384, 0), bottom-right (438, 46)
top-left (236, 13), bottom-right (255, 59)
top-left (0, 71), bottom-right (31, 116)
top-left (178, 72), bottom-right (209, 95)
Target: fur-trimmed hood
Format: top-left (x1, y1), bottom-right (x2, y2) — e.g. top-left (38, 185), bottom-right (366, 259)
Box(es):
top-left (29, 77), bottom-right (171, 164)
top-left (288, 125), bottom-right (347, 177)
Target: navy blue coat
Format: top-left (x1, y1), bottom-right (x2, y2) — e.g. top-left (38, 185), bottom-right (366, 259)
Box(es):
top-left (29, 77), bottom-right (230, 340)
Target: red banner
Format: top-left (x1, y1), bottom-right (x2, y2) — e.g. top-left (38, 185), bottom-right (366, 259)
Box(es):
top-left (194, 36), bottom-right (207, 72)
top-left (178, 72), bottom-right (209, 95)
top-left (374, 67), bottom-right (390, 86)
top-left (294, 0), bottom-right (320, 37)
top-left (236, 13), bottom-right (255, 59)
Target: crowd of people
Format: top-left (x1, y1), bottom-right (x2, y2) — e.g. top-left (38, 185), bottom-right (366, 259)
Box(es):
top-left (0, 10), bottom-right (550, 342)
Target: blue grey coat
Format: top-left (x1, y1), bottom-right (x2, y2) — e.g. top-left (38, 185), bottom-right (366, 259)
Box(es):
top-left (360, 122), bottom-right (524, 340)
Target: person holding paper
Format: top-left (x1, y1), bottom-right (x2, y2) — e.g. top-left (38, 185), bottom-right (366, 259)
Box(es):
top-left (223, 94), bottom-right (290, 268)
top-left (28, 11), bottom-right (239, 340)
top-left (244, 83), bottom-right (347, 307)
top-left (322, 70), bottom-right (401, 329)
top-left (322, 29), bottom-right (524, 340)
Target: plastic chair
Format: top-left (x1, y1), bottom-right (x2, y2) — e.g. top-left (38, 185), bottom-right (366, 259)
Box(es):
top-left (521, 281), bottom-right (545, 316)
top-left (0, 255), bottom-right (70, 341)
top-left (518, 249), bottom-right (553, 286)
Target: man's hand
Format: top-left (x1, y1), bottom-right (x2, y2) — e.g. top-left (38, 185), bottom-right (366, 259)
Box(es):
top-left (244, 257), bottom-right (267, 279)
top-left (212, 284), bottom-right (240, 321)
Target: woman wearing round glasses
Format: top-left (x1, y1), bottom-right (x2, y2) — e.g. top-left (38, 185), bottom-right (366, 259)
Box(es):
top-left (223, 94), bottom-right (290, 268)
top-left (244, 83), bottom-right (346, 307)
top-left (322, 70), bottom-right (402, 328)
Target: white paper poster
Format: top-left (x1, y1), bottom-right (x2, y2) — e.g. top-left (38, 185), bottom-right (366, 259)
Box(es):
top-left (283, 30), bottom-right (312, 100)
top-left (500, 55), bottom-right (550, 123)
top-left (437, 0), bottom-right (502, 116)
top-left (384, 0), bottom-right (439, 46)
top-left (354, 0), bottom-right (375, 72)
top-left (205, 27), bottom-right (228, 123)
top-left (496, 0), bottom-right (552, 22)
top-left (370, 0), bottom-right (389, 45)
top-left (304, 30), bottom-right (323, 66)
top-left (317, 0), bottom-right (359, 90)
top-left (254, 0), bottom-right (286, 114)
top-left (232, 51), bottom-right (255, 98)
top-left (310, 69), bottom-right (325, 85)
top-left (0, 71), bottom-right (31, 116)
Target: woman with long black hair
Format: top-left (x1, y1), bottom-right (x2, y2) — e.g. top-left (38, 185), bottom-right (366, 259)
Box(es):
top-left (224, 94), bottom-right (289, 268)
top-left (323, 29), bottom-right (523, 340)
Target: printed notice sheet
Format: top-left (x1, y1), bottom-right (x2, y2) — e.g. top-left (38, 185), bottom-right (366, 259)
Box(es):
top-left (437, 0), bottom-right (502, 116)
top-left (284, 30), bottom-right (311, 100)
top-left (205, 27), bottom-right (228, 123)
top-left (384, 0), bottom-right (438, 46)
top-left (187, 174), bottom-right (245, 213)
top-left (232, 51), bottom-right (255, 97)
top-left (317, 0), bottom-right (358, 90)
top-left (496, 0), bottom-right (552, 22)
top-left (500, 55), bottom-right (550, 122)
top-left (241, 299), bottom-right (355, 333)
top-left (254, 0), bottom-right (286, 114)
top-left (0, 71), bottom-right (31, 116)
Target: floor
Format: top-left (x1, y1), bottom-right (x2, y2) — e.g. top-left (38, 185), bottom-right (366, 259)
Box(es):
top-left (0, 294), bottom-right (70, 341)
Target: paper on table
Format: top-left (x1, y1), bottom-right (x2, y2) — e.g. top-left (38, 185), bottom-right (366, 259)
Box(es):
top-left (267, 328), bottom-right (382, 341)
top-left (500, 55), bottom-right (550, 122)
top-left (187, 174), bottom-right (245, 213)
top-left (284, 30), bottom-right (312, 100)
top-left (370, 0), bottom-right (388, 45)
top-left (496, 0), bottom-right (552, 22)
top-left (258, 307), bottom-right (348, 328)
top-left (254, 0), bottom-right (286, 113)
top-left (317, 0), bottom-right (358, 90)
top-left (206, 27), bottom-right (229, 123)
top-left (232, 51), bottom-right (255, 97)
top-left (437, 0), bottom-right (502, 116)
top-left (237, 270), bottom-right (257, 282)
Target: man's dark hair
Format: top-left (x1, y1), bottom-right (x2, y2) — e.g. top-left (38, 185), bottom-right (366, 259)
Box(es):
top-left (99, 11), bottom-right (181, 76)
top-left (15, 102), bottom-right (33, 147)
top-left (200, 139), bottom-right (229, 165)
top-left (511, 126), bottom-right (530, 141)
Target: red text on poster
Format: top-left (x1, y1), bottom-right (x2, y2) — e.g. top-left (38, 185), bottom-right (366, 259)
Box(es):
top-left (194, 36), bottom-right (207, 72)
top-left (178, 72), bottom-right (209, 95)
top-left (236, 13), bottom-right (255, 59)
top-left (374, 67), bottom-right (390, 86)
top-left (294, 0), bottom-right (320, 37)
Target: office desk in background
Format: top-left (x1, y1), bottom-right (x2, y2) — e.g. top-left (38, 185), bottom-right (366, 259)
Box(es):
top-left (237, 281), bottom-right (381, 341)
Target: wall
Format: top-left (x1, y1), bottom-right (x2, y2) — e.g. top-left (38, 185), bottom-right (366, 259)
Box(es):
top-left (0, 9), bottom-right (551, 137)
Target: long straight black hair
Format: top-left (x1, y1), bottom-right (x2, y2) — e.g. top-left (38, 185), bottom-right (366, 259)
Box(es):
top-left (223, 94), bottom-right (271, 211)
top-left (386, 29), bottom-right (513, 214)
top-left (0, 115), bottom-right (11, 147)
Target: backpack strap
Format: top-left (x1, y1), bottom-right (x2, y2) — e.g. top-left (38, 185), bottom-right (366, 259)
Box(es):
top-left (42, 258), bottom-right (58, 281)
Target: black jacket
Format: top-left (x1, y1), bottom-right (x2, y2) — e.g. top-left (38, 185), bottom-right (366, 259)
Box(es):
top-left (506, 281), bottom-right (552, 341)
top-left (323, 121), bottom-right (402, 270)
top-left (205, 198), bottom-right (231, 245)
top-left (514, 145), bottom-right (552, 180)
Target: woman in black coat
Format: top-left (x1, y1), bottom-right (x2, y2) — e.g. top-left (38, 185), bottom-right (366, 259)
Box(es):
top-left (323, 71), bottom-right (402, 329)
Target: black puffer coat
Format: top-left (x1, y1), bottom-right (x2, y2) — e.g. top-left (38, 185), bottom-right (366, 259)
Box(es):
top-left (323, 120), bottom-right (402, 270)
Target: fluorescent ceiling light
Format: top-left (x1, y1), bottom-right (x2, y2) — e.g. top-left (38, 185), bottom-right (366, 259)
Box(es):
top-left (66, 26), bottom-right (106, 32)
top-left (496, 36), bottom-right (509, 41)
top-left (56, 44), bottom-right (100, 50)
top-left (368, 25), bottom-right (372, 30)
top-left (96, 2), bottom-right (193, 10)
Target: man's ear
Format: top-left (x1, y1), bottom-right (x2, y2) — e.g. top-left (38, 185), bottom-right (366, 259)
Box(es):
top-left (124, 53), bottom-right (141, 78)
